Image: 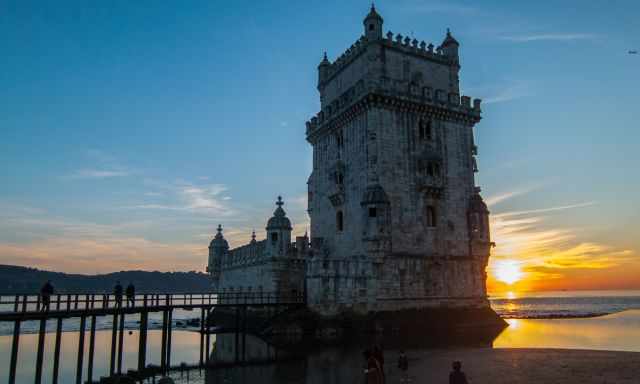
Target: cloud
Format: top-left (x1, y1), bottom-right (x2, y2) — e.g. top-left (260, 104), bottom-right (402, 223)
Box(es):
top-left (488, 198), bottom-right (634, 289)
top-left (493, 202), bottom-right (596, 219)
top-left (405, 2), bottom-right (477, 15)
top-left (500, 33), bottom-right (599, 43)
top-left (485, 184), bottom-right (542, 206)
top-left (130, 182), bottom-right (234, 217)
top-left (68, 169), bottom-right (130, 179)
top-left (482, 81), bottom-right (534, 105)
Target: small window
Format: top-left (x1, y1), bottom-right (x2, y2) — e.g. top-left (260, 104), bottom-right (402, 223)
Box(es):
top-left (271, 232), bottom-right (278, 242)
top-left (418, 119), bottom-right (425, 140)
top-left (426, 121), bottom-right (433, 140)
top-left (336, 211), bottom-right (344, 231)
top-left (427, 163), bottom-right (434, 177)
top-left (337, 172), bottom-right (344, 185)
top-left (426, 206), bottom-right (436, 227)
top-left (369, 24), bottom-right (374, 31)
top-left (368, 207), bottom-right (377, 218)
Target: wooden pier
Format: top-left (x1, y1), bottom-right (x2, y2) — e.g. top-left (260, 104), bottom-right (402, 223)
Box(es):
top-left (0, 291), bottom-right (305, 384)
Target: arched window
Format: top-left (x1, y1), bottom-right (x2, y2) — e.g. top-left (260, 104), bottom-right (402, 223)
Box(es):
top-left (271, 232), bottom-right (278, 242)
top-left (418, 119), bottom-right (425, 140)
top-left (336, 211), bottom-right (344, 231)
top-left (426, 206), bottom-right (436, 227)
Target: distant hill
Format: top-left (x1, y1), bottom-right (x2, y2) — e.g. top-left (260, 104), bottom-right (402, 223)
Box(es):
top-left (0, 265), bottom-right (213, 295)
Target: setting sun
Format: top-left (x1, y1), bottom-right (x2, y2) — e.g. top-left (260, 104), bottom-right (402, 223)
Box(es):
top-left (494, 260), bottom-right (524, 285)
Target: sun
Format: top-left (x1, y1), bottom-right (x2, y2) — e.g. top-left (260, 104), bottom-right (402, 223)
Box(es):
top-left (494, 260), bottom-right (524, 285)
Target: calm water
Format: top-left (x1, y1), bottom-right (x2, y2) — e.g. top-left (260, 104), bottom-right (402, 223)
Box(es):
top-left (2, 291), bottom-right (640, 383)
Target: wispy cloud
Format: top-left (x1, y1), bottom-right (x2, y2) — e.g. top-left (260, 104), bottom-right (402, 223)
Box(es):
top-left (493, 201), bottom-right (596, 219)
top-left (130, 182), bottom-right (234, 217)
top-left (500, 33), bottom-right (599, 43)
top-left (485, 183), bottom-right (543, 206)
top-left (405, 2), bottom-right (477, 15)
top-left (68, 169), bottom-right (130, 179)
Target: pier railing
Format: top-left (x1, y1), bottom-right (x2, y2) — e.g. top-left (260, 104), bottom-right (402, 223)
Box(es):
top-left (0, 291), bottom-right (304, 317)
top-left (0, 291), bottom-right (305, 384)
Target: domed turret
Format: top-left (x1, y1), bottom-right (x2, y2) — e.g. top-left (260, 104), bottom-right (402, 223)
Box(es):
top-left (208, 224), bottom-right (229, 286)
top-left (265, 196), bottom-right (293, 257)
top-left (440, 28), bottom-right (459, 59)
top-left (318, 52), bottom-right (331, 90)
top-left (363, 4), bottom-right (383, 40)
top-left (468, 189), bottom-right (491, 257)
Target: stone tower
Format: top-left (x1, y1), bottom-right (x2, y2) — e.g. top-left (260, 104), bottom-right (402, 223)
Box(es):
top-left (305, 6), bottom-right (492, 316)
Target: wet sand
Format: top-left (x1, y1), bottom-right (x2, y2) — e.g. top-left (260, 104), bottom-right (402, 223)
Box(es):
top-left (386, 348), bottom-right (640, 384)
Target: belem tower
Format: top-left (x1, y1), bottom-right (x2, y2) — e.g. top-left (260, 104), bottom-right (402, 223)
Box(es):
top-left (207, 6), bottom-right (496, 322)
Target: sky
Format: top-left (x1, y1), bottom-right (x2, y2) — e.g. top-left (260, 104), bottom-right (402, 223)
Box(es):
top-left (1, 0), bottom-right (639, 293)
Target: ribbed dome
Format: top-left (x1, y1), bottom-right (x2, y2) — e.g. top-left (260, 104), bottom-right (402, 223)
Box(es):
top-left (361, 184), bottom-right (389, 205)
top-left (266, 196), bottom-right (292, 230)
top-left (441, 29), bottom-right (459, 47)
top-left (209, 224), bottom-right (229, 249)
top-left (364, 4), bottom-right (383, 23)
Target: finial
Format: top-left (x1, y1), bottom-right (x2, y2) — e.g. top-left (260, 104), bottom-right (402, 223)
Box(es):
top-left (447, 28), bottom-right (451, 35)
top-left (251, 229), bottom-right (256, 241)
top-left (276, 195), bottom-right (284, 208)
top-left (217, 224), bottom-right (222, 234)
top-left (323, 51), bottom-right (327, 60)
top-left (371, 2), bottom-right (375, 11)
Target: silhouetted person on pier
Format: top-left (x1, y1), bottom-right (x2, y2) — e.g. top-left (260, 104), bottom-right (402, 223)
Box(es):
top-left (114, 281), bottom-right (123, 308)
top-left (40, 280), bottom-right (54, 311)
top-left (398, 350), bottom-right (409, 383)
top-left (449, 361), bottom-right (468, 384)
top-left (363, 350), bottom-right (383, 384)
top-left (373, 344), bottom-right (385, 382)
top-left (126, 282), bottom-right (135, 307)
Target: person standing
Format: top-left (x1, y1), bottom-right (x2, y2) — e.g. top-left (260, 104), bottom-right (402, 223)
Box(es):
top-left (114, 281), bottom-right (123, 308)
top-left (398, 350), bottom-right (409, 383)
top-left (126, 282), bottom-right (135, 307)
top-left (363, 350), bottom-right (383, 384)
top-left (40, 280), bottom-right (54, 311)
top-left (449, 361), bottom-right (469, 384)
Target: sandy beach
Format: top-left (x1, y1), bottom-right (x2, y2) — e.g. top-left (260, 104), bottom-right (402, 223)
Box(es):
top-left (385, 348), bottom-right (640, 384)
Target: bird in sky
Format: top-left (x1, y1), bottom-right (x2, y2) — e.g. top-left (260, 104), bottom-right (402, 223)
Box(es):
top-left (629, 50), bottom-right (638, 54)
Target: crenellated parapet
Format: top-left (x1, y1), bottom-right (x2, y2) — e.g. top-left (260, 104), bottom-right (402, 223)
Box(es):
top-left (306, 85), bottom-right (482, 141)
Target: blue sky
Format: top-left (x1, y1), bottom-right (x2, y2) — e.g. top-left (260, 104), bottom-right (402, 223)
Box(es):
top-left (1, 1), bottom-right (639, 288)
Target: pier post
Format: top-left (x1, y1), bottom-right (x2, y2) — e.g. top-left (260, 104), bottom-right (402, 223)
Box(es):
top-left (34, 318), bottom-right (46, 384)
top-left (167, 309), bottom-right (173, 369)
top-left (242, 305), bottom-right (247, 363)
top-left (110, 313), bottom-right (118, 375)
top-left (199, 308), bottom-right (205, 366)
top-left (160, 310), bottom-right (168, 372)
top-left (138, 310), bottom-right (148, 372)
top-left (235, 305), bottom-right (240, 363)
top-left (8, 320), bottom-right (20, 384)
top-left (76, 315), bottom-right (86, 384)
top-left (117, 311), bottom-right (125, 374)
top-left (205, 309), bottom-right (211, 363)
top-left (52, 317), bottom-right (63, 384)
top-left (87, 315), bottom-right (97, 383)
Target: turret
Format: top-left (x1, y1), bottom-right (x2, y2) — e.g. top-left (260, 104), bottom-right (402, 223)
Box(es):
top-left (440, 28), bottom-right (459, 60)
top-left (363, 4), bottom-right (383, 40)
top-left (265, 196), bottom-right (293, 257)
top-left (468, 189), bottom-right (491, 257)
top-left (317, 52), bottom-right (331, 90)
top-left (208, 224), bottom-right (229, 287)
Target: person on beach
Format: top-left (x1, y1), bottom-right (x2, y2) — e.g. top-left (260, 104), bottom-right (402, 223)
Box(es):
top-left (373, 344), bottom-right (385, 381)
top-left (397, 350), bottom-right (409, 383)
top-left (126, 282), bottom-right (135, 307)
top-left (114, 281), bottom-right (123, 308)
top-left (40, 280), bottom-right (54, 311)
top-left (363, 349), bottom-right (384, 384)
top-left (449, 361), bottom-right (468, 384)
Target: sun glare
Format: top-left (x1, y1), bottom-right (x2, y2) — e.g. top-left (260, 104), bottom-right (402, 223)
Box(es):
top-left (494, 260), bottom-right (524, 285)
